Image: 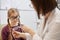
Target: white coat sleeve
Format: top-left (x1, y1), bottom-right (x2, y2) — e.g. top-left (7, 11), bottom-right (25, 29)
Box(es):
top-left (25, 33), bottom-right (32, 40)
top-left (32, 22), bottom-right (60, 40)
top-left (32, 34), bottom-right (42, 40)
top-left (43, 22), bottom-right (60, 40)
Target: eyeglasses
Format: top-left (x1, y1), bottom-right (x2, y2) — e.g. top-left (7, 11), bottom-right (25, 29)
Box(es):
top-left (9, 16), bottom-right (20, 20)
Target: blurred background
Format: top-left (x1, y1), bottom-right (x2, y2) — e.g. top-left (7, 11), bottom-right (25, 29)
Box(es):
top-left (0, 0), bottom-right (60, 40)
top-left (0, 0), bottom-right (38, 32)
top-left (0, 0), bottom-right (37, 40)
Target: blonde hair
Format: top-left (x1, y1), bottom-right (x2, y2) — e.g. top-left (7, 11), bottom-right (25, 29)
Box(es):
top-left (8, 8), bottom-right (19, 18)
top-left (7, 8), bottom-right (20, 40)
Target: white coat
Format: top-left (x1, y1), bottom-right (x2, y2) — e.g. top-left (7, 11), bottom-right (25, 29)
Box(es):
top-left (32, 7), bottom-right (60, 40)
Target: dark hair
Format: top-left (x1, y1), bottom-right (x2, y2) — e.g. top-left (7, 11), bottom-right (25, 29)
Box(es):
top-left (31, 0), bottom-right (57, 19)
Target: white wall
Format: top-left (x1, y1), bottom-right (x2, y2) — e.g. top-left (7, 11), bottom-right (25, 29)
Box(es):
top-left (1, 0), bottom-right (59, 32)
top-left (0, 0), bottom-right (38, 32)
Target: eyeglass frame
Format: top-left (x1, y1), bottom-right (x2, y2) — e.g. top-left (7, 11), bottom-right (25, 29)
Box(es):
top-left (9, 16), bottom-right (20, 21)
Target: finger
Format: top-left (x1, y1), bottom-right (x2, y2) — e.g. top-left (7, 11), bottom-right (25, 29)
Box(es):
top-left (12, 32), bottom-right (20, 38)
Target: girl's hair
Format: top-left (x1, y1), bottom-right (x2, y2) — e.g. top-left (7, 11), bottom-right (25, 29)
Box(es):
top-left (31, 0), bottom-right (57, 19)
top-left (8, 8), bottom-right (19, 17)
top-left (7, 8), bottom-right (20, 40)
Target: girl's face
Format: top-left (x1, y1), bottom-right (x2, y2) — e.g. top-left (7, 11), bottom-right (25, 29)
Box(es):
top-left (9, 12), bottom-right (20, 27)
